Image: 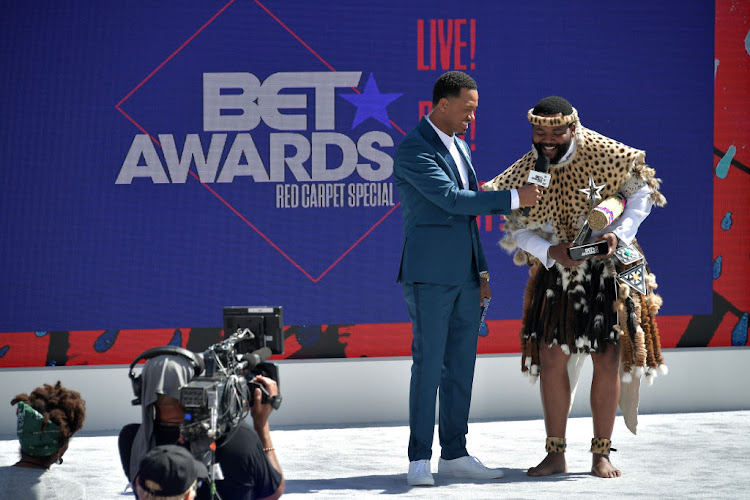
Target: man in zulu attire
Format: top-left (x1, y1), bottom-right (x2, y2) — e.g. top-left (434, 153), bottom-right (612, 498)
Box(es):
top-left (484, 96), bottom-right (667, 478)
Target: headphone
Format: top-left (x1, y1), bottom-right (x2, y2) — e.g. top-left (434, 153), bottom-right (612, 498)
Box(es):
top-left (128, 346), bottom-right (205, 406)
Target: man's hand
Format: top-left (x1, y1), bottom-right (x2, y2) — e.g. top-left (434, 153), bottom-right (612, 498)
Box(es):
top-left (594, 232), bottom-right (618, 259)
top-left (480, 275), bottom-right (491, 305)
top-left (250, 375), bottom-right (278, 432)
top-left (517, 183), bottom-right (544, 207)
top-left (548, 242), bottom-right (586, 268)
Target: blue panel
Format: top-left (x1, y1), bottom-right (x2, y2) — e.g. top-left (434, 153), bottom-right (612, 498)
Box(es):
top-left (0, 0), bottom-right (713, 331)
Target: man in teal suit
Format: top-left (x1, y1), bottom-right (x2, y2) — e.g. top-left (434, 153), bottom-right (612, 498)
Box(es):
top-left (395, 71), bottom-right (541, 486)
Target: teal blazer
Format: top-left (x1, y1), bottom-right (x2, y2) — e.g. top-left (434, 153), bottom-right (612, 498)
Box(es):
top-left (394, 117), bottom-right (512, 285)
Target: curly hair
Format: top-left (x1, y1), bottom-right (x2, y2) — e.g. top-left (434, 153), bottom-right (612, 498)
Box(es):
top-left (11, 381), bottom-right (86, 445)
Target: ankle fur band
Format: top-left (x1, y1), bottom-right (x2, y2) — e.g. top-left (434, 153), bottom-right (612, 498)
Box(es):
top-left (545, 437), bottom-right (567, 453)
top-left (590, 437), bottom-right (616, 455)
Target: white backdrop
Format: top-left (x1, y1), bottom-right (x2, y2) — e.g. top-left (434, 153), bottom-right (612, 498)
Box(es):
top-left (0, 347), bottom-right (748, 436)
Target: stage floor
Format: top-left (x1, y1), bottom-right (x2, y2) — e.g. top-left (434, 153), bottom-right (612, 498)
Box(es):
top-left (2, 410), bottom-right (748, 499)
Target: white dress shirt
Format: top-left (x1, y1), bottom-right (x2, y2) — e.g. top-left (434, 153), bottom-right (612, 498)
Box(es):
top-left (426, 115), bottom-right (520, 208)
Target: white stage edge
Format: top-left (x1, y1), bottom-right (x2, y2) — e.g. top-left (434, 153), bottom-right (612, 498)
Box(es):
top-left (0, 347), bottom-right (748, 435)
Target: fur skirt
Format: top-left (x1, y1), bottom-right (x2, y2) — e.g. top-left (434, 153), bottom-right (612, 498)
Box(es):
top-left (519, 249), bottom-right (667, 384)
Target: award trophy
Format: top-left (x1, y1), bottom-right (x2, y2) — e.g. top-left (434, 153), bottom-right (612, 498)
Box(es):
top-left (567, 176), bottom-right (612, 260)
top-left (566, 176), bottom-right (649, 294)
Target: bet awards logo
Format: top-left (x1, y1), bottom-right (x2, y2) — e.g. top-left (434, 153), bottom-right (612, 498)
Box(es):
top-left (581, 246), bottom-right (598, 256)
top-left (116, 71), bottom-right (400, 208)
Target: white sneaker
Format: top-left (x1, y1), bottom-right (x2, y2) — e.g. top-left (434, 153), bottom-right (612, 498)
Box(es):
top-left (407, 459), bottom-right (434, 486)
top-left (438, 455), bottom-right (504, 479)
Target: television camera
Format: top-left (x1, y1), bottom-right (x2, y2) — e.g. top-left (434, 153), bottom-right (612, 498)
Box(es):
top-left (178, 306), bottom-right (284, 447)
top-left (126, 306), bottom-right (284, 499)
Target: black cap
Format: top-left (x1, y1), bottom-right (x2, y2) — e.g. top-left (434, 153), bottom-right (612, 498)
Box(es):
top-left (137, 445), bottom-right (209, 497)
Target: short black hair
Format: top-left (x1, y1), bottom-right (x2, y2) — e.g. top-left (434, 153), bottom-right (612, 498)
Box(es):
top-left (432, 71), bottom-right (477, 106)
top-left (532, 96), bottom-right (573, 116)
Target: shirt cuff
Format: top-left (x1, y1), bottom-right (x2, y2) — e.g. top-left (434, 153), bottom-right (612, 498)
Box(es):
top-left (514, 229), bottom-right (555, 269)
top-left (540, 242), bottom-right (555, 269)
top-left (510, 189), bottom-right (520, 210)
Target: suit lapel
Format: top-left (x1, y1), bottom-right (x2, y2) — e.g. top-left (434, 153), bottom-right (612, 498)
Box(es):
top-left (417, 118), bottom-right (462, 186)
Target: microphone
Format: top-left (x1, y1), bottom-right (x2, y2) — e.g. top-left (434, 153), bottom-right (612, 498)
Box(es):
top-left (240, 347), bottom-right (272, 370)
top-left (522, 154), bottom-right (551, 216)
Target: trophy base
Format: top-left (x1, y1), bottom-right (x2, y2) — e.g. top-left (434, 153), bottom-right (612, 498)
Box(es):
top-left (568, 240), bottom-right (609, 260)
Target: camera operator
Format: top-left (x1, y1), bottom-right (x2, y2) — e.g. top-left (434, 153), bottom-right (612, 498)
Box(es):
top-left (119, 354), bottom-right (284, 500)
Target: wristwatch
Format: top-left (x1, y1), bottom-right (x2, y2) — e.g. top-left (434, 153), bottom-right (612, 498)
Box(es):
top-left (479, 271), bottom-right (490, 282)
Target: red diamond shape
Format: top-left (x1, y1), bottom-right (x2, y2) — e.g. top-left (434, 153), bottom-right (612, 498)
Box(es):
top-left (115, 0), bottom-right (404, 283)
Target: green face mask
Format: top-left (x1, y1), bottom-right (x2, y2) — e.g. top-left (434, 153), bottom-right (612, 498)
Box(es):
top-left (16, 401), bottom-right (62, 457)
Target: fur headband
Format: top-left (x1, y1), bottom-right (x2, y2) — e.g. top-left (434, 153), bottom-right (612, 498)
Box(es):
top-left (527, 107), bottom-right (579, 127)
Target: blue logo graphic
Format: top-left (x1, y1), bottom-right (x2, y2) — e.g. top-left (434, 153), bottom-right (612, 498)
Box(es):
top-left (341, 73), bottom-right (402, 129)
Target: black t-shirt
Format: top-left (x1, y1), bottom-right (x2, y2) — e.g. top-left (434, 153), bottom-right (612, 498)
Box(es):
top-left (143, 422), bottom-right (281, 500)
top-left (200, 422), bottom-right (281, 500)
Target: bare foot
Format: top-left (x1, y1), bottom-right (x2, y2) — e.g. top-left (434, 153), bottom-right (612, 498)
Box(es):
top-left (591, 454), bottom-right (621, 478)
top-left (527, 453), bottom-right (567, 476)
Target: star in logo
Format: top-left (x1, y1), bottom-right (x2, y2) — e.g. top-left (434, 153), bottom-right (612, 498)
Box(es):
top-left (578, 176), bottom-right (606, 202)
top-left (340, 73), bottom-right (402, 129)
